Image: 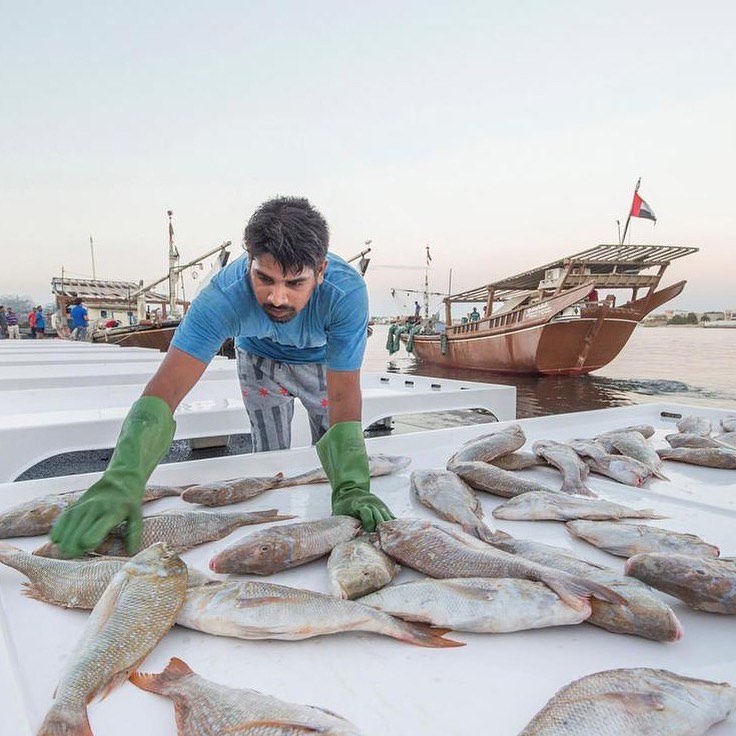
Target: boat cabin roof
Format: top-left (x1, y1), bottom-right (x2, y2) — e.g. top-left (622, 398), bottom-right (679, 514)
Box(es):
top-left (446, 243), bottom-right (698, 303)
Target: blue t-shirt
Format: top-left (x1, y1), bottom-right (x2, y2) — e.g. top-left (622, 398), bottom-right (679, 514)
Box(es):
top-left (171, 252), bottom-right (368, 370)
top-left (35, 311), bottom-right (45, 329)
top-left (70, 304), bottom-right (88, 328)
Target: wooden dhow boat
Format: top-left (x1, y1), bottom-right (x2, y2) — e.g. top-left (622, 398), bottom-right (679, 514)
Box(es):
top-left (399, 243), bottom-right (698, 375)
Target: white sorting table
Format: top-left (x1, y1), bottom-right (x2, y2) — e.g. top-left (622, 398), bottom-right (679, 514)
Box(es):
top-left (0, 402), bottom-right (735, 735)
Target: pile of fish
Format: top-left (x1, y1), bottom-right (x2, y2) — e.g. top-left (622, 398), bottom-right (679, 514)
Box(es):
top-left (2, 413), bottom-right (736, 734)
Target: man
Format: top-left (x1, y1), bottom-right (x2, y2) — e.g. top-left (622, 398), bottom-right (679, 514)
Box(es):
top-left (51, 196), bottom-right (395, 558)
top-left (6, 308), bottom-right (20, 339)
top-left (469, 307), bottom-right (480, 322)
top-left (34, 306), bottom-right (45, 338)
top-left (69, 297), bottom-right (89, 340)
top-left (28, 308), bottom-right (37, 338)
top-left (0, 306), bottom-right (7, 339)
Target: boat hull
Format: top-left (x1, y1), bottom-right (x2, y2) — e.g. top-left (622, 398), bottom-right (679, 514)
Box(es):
top-left (91, 322), bottom-right (179, 352)
top-left (404, 281), bottom-right (686, 376)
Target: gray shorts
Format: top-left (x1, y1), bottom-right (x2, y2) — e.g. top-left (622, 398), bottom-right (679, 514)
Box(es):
top-left (236, 349), bottom-right (329, 452)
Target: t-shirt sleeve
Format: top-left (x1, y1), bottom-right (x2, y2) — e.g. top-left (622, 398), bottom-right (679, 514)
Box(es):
top-left (325, 280), bottom-right (368, 371)
top-left (170, 282), bottom-right (238, 363)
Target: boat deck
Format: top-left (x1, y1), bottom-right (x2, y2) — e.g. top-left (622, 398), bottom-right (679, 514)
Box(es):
top-left (1, 402), bottom-right (735, 735)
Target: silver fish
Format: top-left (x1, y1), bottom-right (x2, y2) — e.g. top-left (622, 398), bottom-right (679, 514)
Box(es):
top-left (597, 424), bottom-right (656, 439)
top-left (131, 657), bottom-right (365, 735)
top-left (566, 520), bottom-right (720, 558)
top-left (490, 535), bottom-right (682, 641)
top-left (0, 484), bottom-right (182, 539)
top-left (451, 461), bottom-right (555, 498)
top-left (666, 432), bottom-right (726, 449)
top-left (626, 553), bottom-right (736, 614)
top-left (377, 518), bottom-right (624, 611)
top-left (658, 446), bottom-right (736, 469)
top-left (492, 491), bottom-right (664, 521)
top-left (446, 424), bottom-right (526, 467)
top-left (37, 543), bottom-right (188, 736)
top-left (358, 577), bottom-right (590, 632)
top-left (569, 439), bottom-right (652, 486)
top-left (327, 535), bottom-right (399, 600)
top-left (676, 415), bottom-right (713, 435)
top-left (0, 541), bottom-right (210, 609)
top-left (714, 432), bottom-right (736, 448)
top-left (182, 455), bottom-right (411, 506)
top-left (411, 468), bottom-right (500, 542)
top-left (490, 451), bottom-right (542, 470)
top-left (210, 516), bottom-right (362, 575)
top-left (532, 440), bottom-right (596, 497)
top-left (607, 431), bottom-right (668, 480)
top-left (177, 580), bottom-right (463, 648)
top-left (519, 668), bottom-right (736, 735)
top-left (35, 508), bottom-right (295, 558)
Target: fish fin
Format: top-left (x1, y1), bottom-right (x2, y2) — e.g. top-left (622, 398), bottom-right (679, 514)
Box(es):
top-left (130, 657), bottom-right (194, 693)
top-left (438, 580), bottom-right (501, 601)
top-left (539, 576), bottom-right (592, 613)
top-left (21, 581), bottom-right (59, 606)
top-left (37, 704), bottom-right (93, 736)
top-left (474, 524), bottom-right (510, 545)
top-left (95, 668), bottom-right (137, 701)
top-left (639, 509), bottom-right (668, 519)
top-left (653, 469), bottom-right (670, 480)
top-left (239, 509), bottom-right (298, 523)
top-left (390, 620), bottom-right (465, 648)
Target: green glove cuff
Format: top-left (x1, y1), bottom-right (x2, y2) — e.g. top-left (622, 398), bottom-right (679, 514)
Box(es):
top-left (106, 395), bottom-right (176, 500)
top-left (316, 421), bottom-right (370, 500)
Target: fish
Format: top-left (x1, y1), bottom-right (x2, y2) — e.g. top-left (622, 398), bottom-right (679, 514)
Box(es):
top-left (606, 431), bottom-right (669, 480)
top-left (210, 516), bottom-right (362, 575)
top-left (131, 657), bottom-right (365, 735)
top-left (327, 535), bottom-right (399, 600)
top-left (0, 484), bottom-right (182, 539)
top-left (490, 451), bottom-right (542, 470)
top-left (721, 416), bottom-right (736, 433)
top-left (451, 461), bottom-right (555, 498)
top-left (446, 424), bottom-right (526, 467)
top-left (181, 455), bottom-right (411, 506)
top-left (377, 518), bottom-right (625, 611)
top-left (34, 508), bottom-right (295, 558)
top-left (37, 543), bottom-right (188, 736)
top-left (410, 468), bottom-right (501, 542)
top-left (519, 668), bottom-right (736, 735)
top-left (657, 446), bottom-right (736, 469)
top-left (626, 553), bottom-right (736, 614)
top-left (566, 520), bottom-right (720, 558)
top-left (532, 440), bottom-right (597, 497)
top-left (597, 424), bottom-right (656, 439)
top-left (491, 491), bottom-right (664, 522)
top-left (665, 432), bottom-right (727, 449)
top-left (568, 439), bottom-right (652, 486)
top-left (0, 541), bottom-right (210, 610)
top-left (358, 577), bottom-right (590, 632)
top-left (176, 579), bottom-right (463, 648)
top-left (714, 432), bottom-right (736, 448)
top-left (676, 415), bottom-right (713, 435)
top-left (490, 535), bottom-right (682, 641)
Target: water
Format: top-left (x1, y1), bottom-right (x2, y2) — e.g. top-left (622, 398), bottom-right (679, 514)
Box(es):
top-left (365, 325), bottom-right (736, 419)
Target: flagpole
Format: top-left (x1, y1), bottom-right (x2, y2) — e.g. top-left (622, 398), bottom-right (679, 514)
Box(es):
top-left (620, 177), bottom-right (641, 244)
top-left (423, 245), bottom-right (430, 321)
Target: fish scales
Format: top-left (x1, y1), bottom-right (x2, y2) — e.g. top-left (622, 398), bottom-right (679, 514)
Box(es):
top-left (37, 543), bottom-right (188, 736)
top-left (658, 446), bottom-right (736, 469)
top-left (210, 516), bottom-right (362, 575)
top-left (131, 657), bottom-right (364, 735)
top-left (446, 424), bottom-right (526, 467)
top-left (177, 579), bottom-right (462, 647)
top-left (451, 461), bottom-right (555, 498)
top-left (519, 668), bottom-right (736, 735)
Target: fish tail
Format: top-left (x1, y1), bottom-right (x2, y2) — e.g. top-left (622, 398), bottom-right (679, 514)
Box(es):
top-left (129, 657), bottom-right (194, 694)
top-left (640, 509), bottom-right (668, 519)
top-left (386, 619), bottom-right (465, 648)
top-left (37, 703), bottom-right (92, 736)
top-left (473, 523), bottom-right (510, 545)
top-left (543, 573), bottom-right (625, 610)
top-left (653, 467), bottom-right (670, 480)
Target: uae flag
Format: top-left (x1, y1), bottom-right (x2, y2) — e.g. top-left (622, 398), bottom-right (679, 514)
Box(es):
top-left (630, 192), bottom-right (656, 222)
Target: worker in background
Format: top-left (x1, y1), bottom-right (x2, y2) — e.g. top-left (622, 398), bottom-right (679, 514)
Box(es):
top-left (51, 196), bottom-right (395, 557)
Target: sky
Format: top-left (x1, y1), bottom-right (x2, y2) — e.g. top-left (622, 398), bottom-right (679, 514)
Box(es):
top-left (2, 1), bottom-right (735, 317)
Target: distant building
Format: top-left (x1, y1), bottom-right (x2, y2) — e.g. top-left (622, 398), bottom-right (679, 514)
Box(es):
top-left (51, 277), bottom-right (188, 329)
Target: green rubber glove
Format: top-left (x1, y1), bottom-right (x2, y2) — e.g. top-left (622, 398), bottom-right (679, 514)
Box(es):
top-left (50, 396), bottom-right (176, 558)
top-left (316, 421), bottom-right (395, 532)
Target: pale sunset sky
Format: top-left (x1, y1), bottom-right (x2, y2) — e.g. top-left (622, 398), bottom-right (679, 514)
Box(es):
top-left (2, 1), bottom-right (734, 316)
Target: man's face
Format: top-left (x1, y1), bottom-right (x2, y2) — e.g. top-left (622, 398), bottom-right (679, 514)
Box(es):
top-left (248, 253), bottom-right (326, 323)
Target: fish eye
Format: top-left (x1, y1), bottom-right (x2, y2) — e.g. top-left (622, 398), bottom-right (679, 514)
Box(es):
top-left (260, 545), bottom-right (270, 552)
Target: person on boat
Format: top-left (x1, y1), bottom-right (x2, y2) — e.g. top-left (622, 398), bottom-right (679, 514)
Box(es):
top-left (27, 308), bottom-right (37, 338)
top-left (69, 298), bottom-right (89, 341)
top-left (469, 307), bottom-right (480, 322)
top-left (414, 301), bottom-right (421, 318)
top-left (51, 196), bottom-right (395, 558)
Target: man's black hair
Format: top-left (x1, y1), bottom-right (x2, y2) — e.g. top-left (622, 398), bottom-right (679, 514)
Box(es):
top-left (244, 196), bottom-right (329, 273)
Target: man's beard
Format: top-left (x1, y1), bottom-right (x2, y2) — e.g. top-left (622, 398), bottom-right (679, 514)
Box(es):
top-left (264, 305), bottom-right (296, 323)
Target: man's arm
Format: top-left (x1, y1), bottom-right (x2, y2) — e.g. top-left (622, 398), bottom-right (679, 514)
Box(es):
top-left (326, 368), bottom-right (362, 425)
top-left (143, 346), bottom-right (210, 412)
